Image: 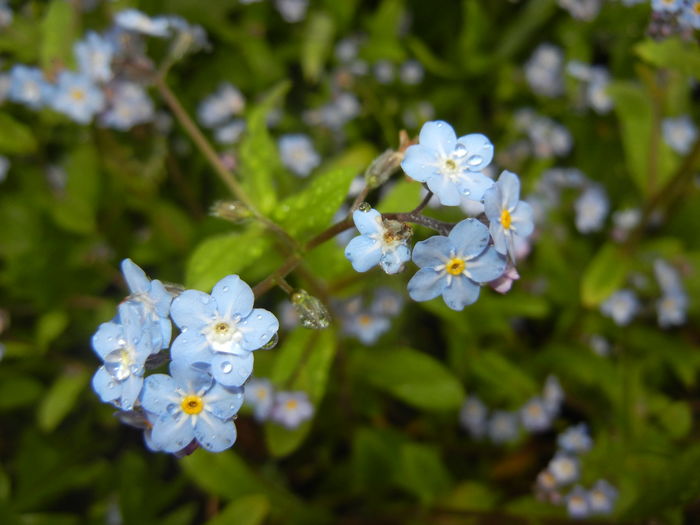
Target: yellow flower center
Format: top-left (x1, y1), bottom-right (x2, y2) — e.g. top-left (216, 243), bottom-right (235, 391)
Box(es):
top-left (500, 209), bottom-right (512, 230)
top-left (358, 314), bottom-right (372, 326)
top-left (446, 258), bottom-right (465, 276)
top-left (214, 322), bottom-right (230, 334)
top-left (444, 159), bottom-right (457, 171)
top-left (694, 2), bottom-right (700, 14)
top-left (285, 399), bottom-right (299, 411)
top-left (181, 395), bottom-right (204, 415)
top-left (71, 88), bottom-right (86, 101)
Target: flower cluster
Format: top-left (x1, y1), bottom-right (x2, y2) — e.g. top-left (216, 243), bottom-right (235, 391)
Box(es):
top-left (91, 260), bottom-right (279, 454)
top-left (344, 120), bottom-right (535, 312)
top-left (459, 376), bottom-right (564, 444)
top-left (244, 378), bottom-right (314, 429)
top-left (535, 423), bottom-right (618, 519)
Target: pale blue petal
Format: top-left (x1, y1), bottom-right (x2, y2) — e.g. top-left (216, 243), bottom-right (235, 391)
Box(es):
top-left (426, 174), bottom-right (461, 206)
top-left (482, 184), bottom-right (502, 221)
top-left (204, 383), bottom-right (245, 419)
top-left (150, 279), bottom-right (173, 317)
top-left (419, 120), bottom-right (456, 154)
top-left (170, 290), bottom-right (217, 331)
top-left (170, 332), bottom-right (212, 365)
top-left (240, 309), bottom-right (279, 351)
top-left (467, 247), bottom-right (507, 283)
top-left (119, 301), bottom-right (147, 346)
top-left (121, 258), bottom-right (150, 294)
top-left (170, 359), bottom-right (213, 394)
top-left (442, 275), bottom-right (480, 311)
top-left (380, 243), bottom-right (410, 274)
top-left (352, 208), bottom-right (383, 236)
top-left (412, 235), bottom-right (451, 268)
top-left (91, 321), bottom-right (123, 360)
top-left (489, 222), bottom-right (508, 255)
top-left (456, 133), bottom-right (494, 172)
top-left (141, 373), bottom-right (178, 414)
top-left (151, 413), bottom-right (195, 453)
top-left (511, 201), bottom-right (535, 237)
top-left (498, 170), bottom-right (521, 210)
top-left (345, 235), bottom-right (382, 272)
top-left (120, 374), bottom-right (144, 411)
top-left (211, 275), bottom-right (254, 320)
top-left (194, 413), bottom-right (237, 452)
top-left (157, 317), bottom-right (172, 350)
top-left (211, 352), bottom-right (254, 387)
top-left (448, 219), bottom-right (490, 258)
top-left (457, 171), bottom-right (494, 201)
top-left (92, 366), bottom-right (120, 403)
top-left (407, 268), bottom-right (446, 302)
top-left (401, 144), bottom-right (439, 183)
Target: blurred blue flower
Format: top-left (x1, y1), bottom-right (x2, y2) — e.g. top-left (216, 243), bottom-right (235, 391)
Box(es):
top-left (345, 208), bottom-right (411, 274)
top-left (75, 31), bottom-right (115, 83)
top-left (8, 65), bottom-right (52, 109)
top-left (574, 184), bottom-right (609, 233)
top-left (460, 395), bottom-right (488, 438)
top-left (141, 360), bottom-right (244, 453)
top-left (51, 71), bottom-right (105, 124)
top-left (121, 259), bottom-right (173, 349)
top-left (401, 120), bottom-right (495, 206)
top-left (662, 115), bottom-right (698, 155)
top-left (657, 290), bottom-right (688, 328)
top-left (524, 43), bottom-right (564, 97)
top-left (278, 134), bottom-right (321, 177)
top-left (370, 287), bottom-right (404, 317)
top-left (488, 411), bottom-right (520, 444)
top-left (115, 9), bottom-right (170, 37)
top-left (102, 82), bottom-right (154, 130)
top-left (214, 119), bottom-right (246, 145)
top-left (543, 375), bottom-right (564, 414)
top-left (566, 485), bottom-right (591, 519)
top-left (588, 479), bottom-right (618, 515)
top-left (270, 390), bottom-right (314, 429)
top-left (169, 275), bottom-right (279, 388)
top-left (275, 0), bottom-right (309, 23)
top-left (91, 302), bottom-right (156, 410)
top-left (652, 0), bottom-right (682, 12)
top-left (521, 397), bottom-right (554, 432)
top-left (548, 452), bottom-right (580, 485)
top-left (558, 423), bottom-right (593, 454)
top-left (244, 378), bottom-right (275, 421)
top-left (483, 170), bottom-right (534, 260)
top-left (408, 218), bottom-right (506, 311)
top-left (197, 83), bottom-right (246, 128)
top-left (680, 1), bottom-right (700, 28)
top-left (600, 289), bottom-right (639, 326)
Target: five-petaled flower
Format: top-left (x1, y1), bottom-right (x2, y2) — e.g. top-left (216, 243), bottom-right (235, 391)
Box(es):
top-left (345, 208), bottom-right (412, 274)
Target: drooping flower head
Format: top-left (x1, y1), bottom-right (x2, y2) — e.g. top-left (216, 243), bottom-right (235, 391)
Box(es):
top-left (169, 275), bottom-right (279, 388)
top-left (401, 121), bottom-right (495, 206)
top-left (141, 360), bottom-right (244, 453)
top-left (345, 208), bottom-right (412, 275)
top-left (408, 218), bottom-right (507, 311)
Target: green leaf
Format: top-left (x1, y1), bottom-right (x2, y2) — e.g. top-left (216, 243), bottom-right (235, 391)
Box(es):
top-left (394, 442), bottom-right (452, 504)
top-left (239, 82), bottom-right (290, 214)
top-left (301, 12), bottom-right (335, 83)
top-left (493, 0), bottom-right (557, 62)
top-left (351, 428), bottom-right (403, 492)
top-left (355, 347), bottom-right (465, 411)
top-left (470, 352), bottom-right (539, 405)
top-left (655, 400), bottom-right (692, 440)
top-left (376, 178), bottom-right (422, 213)
top-left (36, 369), bottom-right (89, 433)
top-left (0, 375), bottom-right (43, 410)
top-left (581, 243), bottom-right (630, 307)
top-left (180, 451), bottom-right (266, 502)
top-left (272, 144), bottom-right (373, 240)
top-left (185, 226), bottom-right (272, 291)
top-left (439, 481), bottom-right (499, 512)
top-left (51, 144), bottom-right (101, 235)
top-left (205, 495), bottom-right (270, 525)
top-left (41, 0), bottom-right (78, 70)
top-left (0, 114), bottom-right (37, 154)
top-left (265, 329), bottom-right (336, 457)
top-left (35, 310), bottom-right (69, 353)
top-left (636, 38), bottom-right (700, 79)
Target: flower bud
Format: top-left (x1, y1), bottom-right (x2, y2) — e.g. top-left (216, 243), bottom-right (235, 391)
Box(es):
top-left (291, 290), bottom-right (331, 330)
top-left (364, 149), bottom-right (403, 189)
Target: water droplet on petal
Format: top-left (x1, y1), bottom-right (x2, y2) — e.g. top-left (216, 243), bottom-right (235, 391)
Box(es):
top-left (462, 188), bottom-right (471, 195)
top-left (200, 296), bottom-right (210, 304)
top-left (454, 143), bottom-right (467, 158)
top-left (358, 202), bottom-right (371, 212)
top-left (167, 403), bottom-right (179, 416)
top-left (255, 314), bottom-right (262, 320)
top-left (222, 286), bottom-right (229, 292)
top-left (467, 155), bottom-right (483, 167)
top-left (220, 361), bottom-right (233, 374)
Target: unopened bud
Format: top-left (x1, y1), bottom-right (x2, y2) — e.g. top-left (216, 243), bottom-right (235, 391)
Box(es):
top-left (364, 149), bottom-right (403, 189)
top-left (210, 200), bottom-right (253, 223)
top-left (291, 289), bottom-right (331, 330)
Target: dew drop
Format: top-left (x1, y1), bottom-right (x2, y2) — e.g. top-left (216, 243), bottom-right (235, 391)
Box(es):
top-left (220, 361), bottom-right (233, 374)
top-left (462, 188), bottom-right (471, 196)
top-left (167, 403), bottom-right (179, 416)
top-left (255, 314), bottom-right (262, 320)
top-left (453, 143), bottom-right (468, 158)
top-left (222, 286), bottom-right (229, 292)
top-left (107, 381), bottom-right (116, 389)
top-left (358, 202), bottom-right (371, 212)
top-left (467, 155), bottom-right (483, 167)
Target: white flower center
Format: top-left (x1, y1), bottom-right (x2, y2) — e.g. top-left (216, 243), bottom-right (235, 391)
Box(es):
top-left (204, 318), bottom-right (243, 353)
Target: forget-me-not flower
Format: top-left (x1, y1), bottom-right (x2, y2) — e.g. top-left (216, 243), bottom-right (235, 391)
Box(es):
top-left (588, 480), bottom-right (618, 515)
top-left (75, 31), bottom-right (115, 83)
top-left (558, 423), bottom-right (593, 454)
top-left (115, 9), bottom-right (171, 37)
top-left (548, 453), bottom-right (580, 485)
top-left (102, 82), bottom-right (154, 130)
top-left (662, 115), bottom-right (698, 155)
top-left (488, 411), bottom-right (520, 444)
top-left (401, 121), bottom-right (495, 206)
top-left (244, 378), bottom-right (275, 421)
top-left (8, 65), bottom-right (51, 109)
top-left (566, 485), bottom-right (591, 519)
top-left (141, 360), bottom-right (244, 453)
top-left (270, 390), bottom-right (314, 429)
top-left (460, 395), bottom-right (488, 438)
top-left (51, 72), bottom-right (105, 124)
top-left (680, 1), bottom-right (700, 28)
top-left (169, 275), bottom-right (279, 388)
top-left (91, 302), bottom-right (156, 410)
top-left (524, 43), bottom-right (564, 97)
top-left (521, 397), bottom-right (554, 432)
top-left (408, 218), bottom-right (506, 311)
top-left (197, 83), bottom-right (246, 128)
top-left (575, 184), bottom-right (609, 233)
top-left (601, 289), bottom-right (639, 326)
top-left (278, 134), bottom-right (321, 177)
top-left (652, 0), bottom-right (683, 12)
top-left (275, 0), bottom-right (309, 23)
top-left (345, 208), bottom-right (412, 275)
top-left (483, 170), bottom-right (534, 260)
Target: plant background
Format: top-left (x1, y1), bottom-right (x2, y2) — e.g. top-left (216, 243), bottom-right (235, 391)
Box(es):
top-left (0, 0), bottom-right (699, 524)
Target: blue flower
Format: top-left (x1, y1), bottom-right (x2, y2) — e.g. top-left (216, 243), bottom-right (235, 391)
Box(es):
top-left (566, 485), bottom-right (591, 519)
top-left (483, 170), bottom-right (534, 260)
top-left (101, 82), bottom-right (154, 130)
top-left (345, 208), bottom-right (411, 274)
top-left (401, 121), bottom-right (494, 206)
top-left (244, 378), bottom-right (275, 421)
top-left (8, 65), bottom-right (52, 109)
top-left (169, 275), bottom-right (279, 388)
top-left (270, 390), bottom-right (314, 429)
top-left (91, 302), bottom-right (156, 410)
top-left (278, 134), bottom-right (321, 177)
top-left (75, 31), bottom-right (115, 83)
top-left (652, 0), bottom-right (682, 12)
top-left (214, 119), bottom-right (246, 145)
top-left (548, 452), bottom-right (580, 485)
top-left (275, 0), bottom-right (309, 23)
top-left (520, 396), bottom-right (554, 432)
top-left (574, 184), bottom-right (609, 233)
top-left (680, 1), bottom-right (700, 28)
top-left (524, 43), bottom-right (564, 97)
top-left (121, 259), bottom-right (173, 350)
top-left (115, 9), bottom-right (170, 37)
top-left (558, 423), bottom-right (593, 454)
top-left (487, 411), bottom-right (520, 444)
top-left (662, 115), bottom-right (698, 155)
top-left (600, 289), bottom-right (638, 326)
top-left (460, 395), bottom-right (488, 438)
top-left (407, 218), bottom-right (506, 311)
top-left (588, 479), bottom-right (618, 515)
top-left (141, 360), bottom-right (244, 453)
top-left (197, 83), bottom-right (246, 128)
top-left (50, 72), bottom-right (105, 124)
